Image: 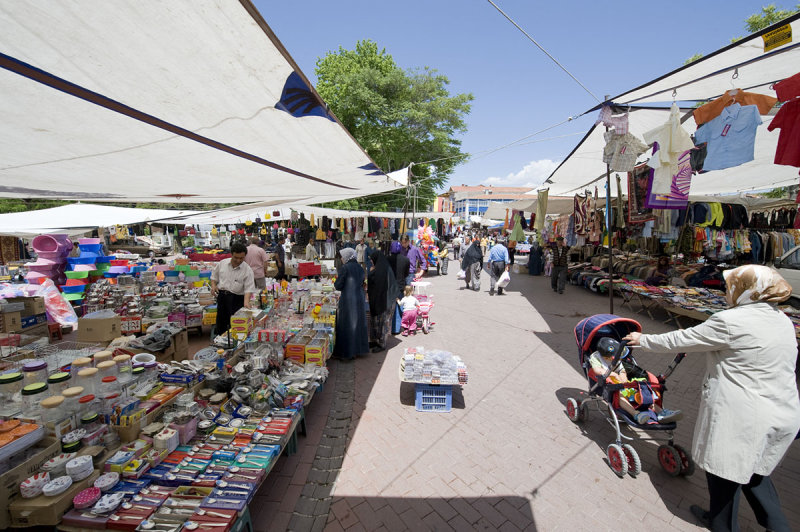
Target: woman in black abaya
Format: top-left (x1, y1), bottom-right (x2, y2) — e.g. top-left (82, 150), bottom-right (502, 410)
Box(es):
top-left (332, 248), bottom-right (369, 360)
top-left (367, 249), bottom-right (397, 352)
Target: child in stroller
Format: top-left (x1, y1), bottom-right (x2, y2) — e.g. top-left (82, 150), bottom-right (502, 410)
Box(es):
top-left (589, 337), bottom-right (683, 425)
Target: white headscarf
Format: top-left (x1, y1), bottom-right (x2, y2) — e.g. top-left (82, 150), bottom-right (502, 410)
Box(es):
top-left (722, 265), bottom-right (792, 307)
top-left (339, 247), bottom-right (357, 263)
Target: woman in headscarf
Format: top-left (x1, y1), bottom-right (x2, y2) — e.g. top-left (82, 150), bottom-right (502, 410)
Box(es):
top-left (367, 249), bottom-right (397, 352)
top-left (460, 237), bottom-right (483, 291)
top-left (332, 247), bottom-right (369, 360)
top-left (623, 265), bottom-right (800, 531)
top-left (527, 240), bottom-right (544, 276)
top-left (388, 241), bottom-right (410, 298)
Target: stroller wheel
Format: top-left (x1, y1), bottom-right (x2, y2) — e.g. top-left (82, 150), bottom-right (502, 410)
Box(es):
top-left (422, 318), bottom-right (430, 334)
top-left (672, 444), bottom-right (695, 476)
top-left (565, 398), bottom-right (582, 422)
top-left (621, 444), bottom-right (641, 478)
top-left (606, 444), bottom-right (628, 477)
top-left (657, 444), bottom-right (682, 477)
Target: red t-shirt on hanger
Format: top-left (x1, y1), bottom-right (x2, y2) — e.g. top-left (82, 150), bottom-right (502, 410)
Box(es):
top-left (767, 99), bottom-right (800, 167)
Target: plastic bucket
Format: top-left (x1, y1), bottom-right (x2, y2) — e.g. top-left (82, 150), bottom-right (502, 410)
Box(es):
top-left (32, 234), bottom-right (71, 253)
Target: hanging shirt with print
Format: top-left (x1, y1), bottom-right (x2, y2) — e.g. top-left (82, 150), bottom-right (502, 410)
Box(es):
top-left (603, 131), bottom-right (648, 172)
top-left (767, 99), bottom-right (800, 167)
top-left (694, 104), bottom-right (761, 171)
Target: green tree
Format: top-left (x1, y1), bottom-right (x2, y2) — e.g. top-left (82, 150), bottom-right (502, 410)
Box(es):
top-left (687, 3), bottom-right (799, 62)
top-left (314, 40), bottom-right (473, 211)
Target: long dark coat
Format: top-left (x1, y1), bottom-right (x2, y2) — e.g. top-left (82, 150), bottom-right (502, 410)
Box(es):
top-left (333, 259), bottom-right (369, 359)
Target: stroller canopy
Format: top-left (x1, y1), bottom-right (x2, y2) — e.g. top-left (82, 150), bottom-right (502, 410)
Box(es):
top-left (575, 314), bottom-right (641, 354)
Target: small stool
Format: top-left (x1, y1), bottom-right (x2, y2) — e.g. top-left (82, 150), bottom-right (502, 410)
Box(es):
top-left (48, 322), bottom-right (63, 341)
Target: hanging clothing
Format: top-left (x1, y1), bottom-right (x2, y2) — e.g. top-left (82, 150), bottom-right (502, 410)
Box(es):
top-left (644, 103), bottom-right (695, 194)
top-left (603, 131), bottom-right (648, 172)
top-left (774, 71), bottom-right (800, 102)
top-left (645, 148), bottom-right (692, 209)
top-left (766, 99), bottom-right (800, 167)
top-left (693, 89), bottom-right (777, 126)
top-left (595, 105), bottom-right (629, 134)
top-left (694, 104), bottom-right (761, 171)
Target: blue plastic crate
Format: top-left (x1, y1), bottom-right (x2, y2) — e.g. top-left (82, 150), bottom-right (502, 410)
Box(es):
top-left (415, 383), bottom-right (452, 413)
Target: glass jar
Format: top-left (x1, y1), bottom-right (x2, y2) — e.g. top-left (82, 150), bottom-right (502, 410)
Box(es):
top-left (130, 367), bottom-right (144, 388)
top-left (0, 372), bottom-right (24, 403)
top-left (76, 367), bottom-right (99, 395)
top-left (40, 395), bottom-right (65, 423)
top-left (70, 357), bottom-right (92, 378)
top-left (143, 361), bottom-right (158, 383)
top-left (22, 360), bottom-right (48, 386)
top-left (80, 412), bottom-right (101, 432)
top-left (113, 354), bottom-right (132, 384)
top-left (21, 382), bottom-right (49, 419)
top-left (99, 376), bottom-right (121, 398)
top-left (62, 386), bottom-right (84, 416)
top-left (96, 360), bottom-right (117, 380)
top-left (77, 394), bottom-right (97, 417)
top-left (47, 372), bottom-right (72, 395)
top-left (92, 351), bottom-right (113, 365)
top-left (101, 393), bottom-right (121, 418)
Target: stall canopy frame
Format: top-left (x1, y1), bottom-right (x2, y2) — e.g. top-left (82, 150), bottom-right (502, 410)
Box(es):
top-left (544, 13), bottom-right (800, 197)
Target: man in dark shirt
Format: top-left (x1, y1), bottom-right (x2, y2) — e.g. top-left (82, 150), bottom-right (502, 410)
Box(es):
top-left (275, 235), bottom-right (286, 280)
top-left (551, 236), bottom-right (569, 294)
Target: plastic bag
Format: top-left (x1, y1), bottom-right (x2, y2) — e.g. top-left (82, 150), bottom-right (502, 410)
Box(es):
top-left (497, 271), bottom-right (511, 288)
top-left (457, 269), bottom-right (466, 280)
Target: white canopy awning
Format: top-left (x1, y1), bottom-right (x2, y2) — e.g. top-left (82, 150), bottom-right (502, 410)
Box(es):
top-left (0, 204), bottom-right (198, 237)
top-left (545, 14), bottom-right (800, 197)
top-left (0, 1), bottom-right (400, 203)
top-left (482, 197), bottom-right (575, 219)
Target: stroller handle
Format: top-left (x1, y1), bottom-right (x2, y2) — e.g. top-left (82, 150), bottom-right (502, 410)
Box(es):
top-left (658, 352), bottom-right (686, 382)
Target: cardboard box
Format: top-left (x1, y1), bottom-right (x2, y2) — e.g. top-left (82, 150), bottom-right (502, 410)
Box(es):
top-left (0, 311), bottom-right (22, 333)
top-left (186, 313), bottom-right (203, 328)
top-left (78, 315), bottom-right (122, 343)
top-left (21, 313), bottom-right (47, 329)
top-left (0, 437), bottom-right (61, 529)
top-left (173, 329), bottom-right (188, 362)
top-left (10, 471), bottom-right (99, 526)
top-left (7, 297), bottom-right (46, 316)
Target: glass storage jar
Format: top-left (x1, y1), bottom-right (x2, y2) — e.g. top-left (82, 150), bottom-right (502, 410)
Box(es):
top-left (112, 354), bottom-right (132, 384)
top-left (77, 394), bottom-right (97, 417)
top-left (76, 367), bottom-right (99, 395)
top-left (96, 360), bottom-right (117, 380)
top-left (92, 351), bottom-right (113, 365)
top-left (99, 376), bottom-right (121, 398)
top-left (22, 360), bottom-right (48, 386)
top-left (47, 372), bottom-right (72, 395)
top-left (0, 372), bottom-right (24, 403)
top-left (62, 386), bottom-right (84, 416)
top-left (41, 395), bottom-right (65, 423)
top-left (70, 357), bottom-right (92, 377)
top-left (80, 411), bottom-right (101, 432)
top-left (21, 382), bottom-right (49, 419)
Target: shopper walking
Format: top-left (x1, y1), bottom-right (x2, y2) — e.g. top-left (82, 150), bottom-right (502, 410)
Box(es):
top-left (460, 237), bottom-right (483, 291)
top-left (388, 241), bottom-right (410, 334)
top-left (452, 235), bottom-right (462, 261)
top-left (305, 237), bottom-right (319, 261)
top-left (551, 236), bottom-right (569, 294)
top-left (332, 248), bottom-right (369, 360)
top-left (245, 237), bottom-right (269, 289)
top-left (210, 242), bottom-right (256, 336)
top-left (528, 241), bottom-right (544, 276)
top-left (622, 265), bottom-right (800, 532)
top-left (367, 249), bottom-right (396, 352)
top-left (487, 241), bottom-right (510, 296)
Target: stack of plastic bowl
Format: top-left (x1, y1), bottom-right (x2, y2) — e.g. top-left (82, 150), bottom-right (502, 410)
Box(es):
top-left (27, 234), bottom-right (71, 285)
top-left (163, 270), bottom-right (181, 284)
top-left (64, 238), bottom-right (112, 304)
top-left (62, 271), bottom-right (90, 302)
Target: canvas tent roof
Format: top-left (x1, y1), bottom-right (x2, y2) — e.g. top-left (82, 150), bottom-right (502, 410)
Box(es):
top-left (544, 14), bottom-right (800, 197)
top-left (0, 203), bottom-right (198, 237)
top-left (0, 1), bottom-right (400, 203)
top-left (482, 197), bottom-right (575, 219)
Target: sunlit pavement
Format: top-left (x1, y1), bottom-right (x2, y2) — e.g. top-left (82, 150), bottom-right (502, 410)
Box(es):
top-left (236, 266), bottom-right (800, 531)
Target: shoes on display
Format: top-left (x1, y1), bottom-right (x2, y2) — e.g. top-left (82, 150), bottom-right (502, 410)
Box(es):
top-left (690, 505), bottom-right (711, 529)
top-left (657, 409), bottom-right (683, 423)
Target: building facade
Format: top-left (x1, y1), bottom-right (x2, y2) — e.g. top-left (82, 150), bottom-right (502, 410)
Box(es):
top-left (436, 185), bottom-right (536, 220)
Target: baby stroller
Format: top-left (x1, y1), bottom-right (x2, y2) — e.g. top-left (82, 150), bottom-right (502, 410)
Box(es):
top-left (564, 314), bottom-right (694, 478)
top-left (411, 281), bottom-right (435, 334)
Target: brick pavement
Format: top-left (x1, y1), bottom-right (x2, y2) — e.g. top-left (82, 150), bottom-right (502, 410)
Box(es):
top-left (240, 266), bottom-right (799, 531)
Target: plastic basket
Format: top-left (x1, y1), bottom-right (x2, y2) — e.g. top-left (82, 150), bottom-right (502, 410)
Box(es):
top-left (415, 383), bottom-right (452, 413)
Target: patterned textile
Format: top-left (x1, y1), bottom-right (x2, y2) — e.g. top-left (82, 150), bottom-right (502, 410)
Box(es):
top-left (722, 264), bottom-right (791, 307)
top-left (0, 236), bottom-right (20, 265)
top-left (573, 193), bottom-right (589, 235)
top-left (644, 148), bottom-right (692, 209)
top-left (595, 105), bottom-right (629, 134)
top-left (603, 131), bottom-right (648, 172)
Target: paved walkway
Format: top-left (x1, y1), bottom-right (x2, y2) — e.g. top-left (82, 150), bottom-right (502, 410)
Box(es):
top-left (232, 267), bottom-right (800, 531)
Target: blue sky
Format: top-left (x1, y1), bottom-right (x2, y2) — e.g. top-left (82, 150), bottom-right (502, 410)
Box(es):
top-left (257, 0), bottom-right (786, 192)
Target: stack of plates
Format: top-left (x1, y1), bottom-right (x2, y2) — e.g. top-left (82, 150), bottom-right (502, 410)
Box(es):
top-left (73, 486), bottom-right (101, 509)
top-left (66, 455), bottom-right (94, 481)
top-left (92, 492), bottom-right (125, 514)
top-left (42, 453), bottom-right (76, 477)
top-left (20, 472), bottom-right (50, 498)
top-left (93, 472), bottom-right (120, 492)
top-left (61, 429), bottom-right (86, 445)
top-left (42, 475), bottom-right (73, 496)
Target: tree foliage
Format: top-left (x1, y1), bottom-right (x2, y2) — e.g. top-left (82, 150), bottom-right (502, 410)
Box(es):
top-left (314, 40), bottom-right (473, 211)
top-left (686, 3), bottom-right (799, 62)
